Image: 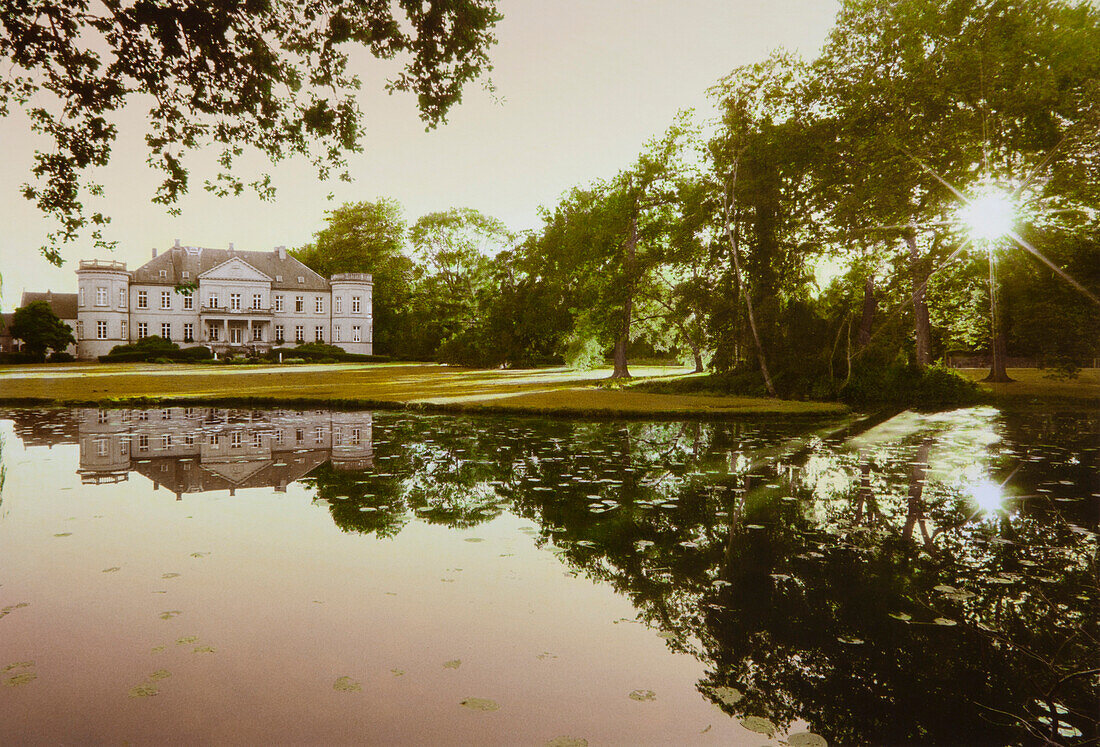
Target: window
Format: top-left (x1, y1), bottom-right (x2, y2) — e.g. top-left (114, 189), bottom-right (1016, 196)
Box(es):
top-left (161, 323), bottom-right (171, 340)
top-left (230, 327), bottom-right (242, 344)
top-left (253, 432), bottom-right (263, 448)
top-left (274, 295), bottom-right (284, 312)
top-left (352, 296), bottom-right (361, 313)
top-left (120, 438), bottom-right (129, 456)
top-left (315, 297), bottom-right (324, 313)
top-left (295, 325), bottom-right (304, 343)
top-left (121, 320), bottom-right (127, 339)
top-left (315, 326), bottom-right (324, 342)
top-left (208, 292), bottom-right (219, 308)
top-left (333, 326), bottom-right (341, 342)
top-left (209, 434), bottom-right (220, 448)
top-left (185, 434), bottom-right (195, 446)
top-left (351, 428), bottom-right (361, 445)
top-left (182, 271), bottom-right (189, 280)
top-left (159, 269), bottom-right (168, 279)
top-left (352, 325), bottom-right (361, 342)
top-left (98, 410), bottom-right (109, 423)
top-left (162, 434), bottom-right (171, 449)
top-left (161, 409), bottom-right (170, 419)
top-left (297, 276), bottom-right (305, 284)
top-left (76, 321), bottom-right (84, 339)
top-left (335, 296), bottom-right (343, 314)
top-left (161, 291), bottom-right (171, 309)
top-left (79, 288), bottom-right (85, 306)
top-left (315, 426), bottom-right (324, 444)
top-left (138, 290), bottom-right (148, 308)
top-left (252, 293), bottom-right (262, 310)
top-left (138, 434), bottom-right (149, 451)
top-left (231, 432), bottom-right (242, 448)
top-left (295, 296), bottom-right (304, 312)
top-left (183, 322), bottom-right (193, 341)
top-left (96, 438), bottom-right (109, 456)
top-left (274, 429), bottom-right (283, 444)
top-left (119, 288), bottom-right (127, 307)
top-left (138, 411), bottom-right (149, 421)
top-left (96, 320), bottom-right (107, 340)
top-left (333, 427), bottom-right (342, 445)
top-left (96, 286), bottom-right (108, 306)
top-left (276, 275), bottom-right (283, 282)
top-left (252, 326), bottom-right (263, 341)
top-left (230, 293), bottom-right (241, 310)
top-left (295, 428), bottom-right (304, 443)
top-left (183, 295), bottom-right (193, 310)
top-left (209, 325), bottom-right (219, 341)
top-left (274, 324), bottom-right (284, 341)
top-left (137, 322), bottom-right (148, 339)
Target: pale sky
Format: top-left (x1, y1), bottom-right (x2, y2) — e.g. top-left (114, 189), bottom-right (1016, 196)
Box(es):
top-left (0, 0), bottom-right (841, 310)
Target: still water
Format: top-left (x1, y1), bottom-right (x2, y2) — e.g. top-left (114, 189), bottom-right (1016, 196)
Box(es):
top-left (0, 406), bottom-right (1095, 745)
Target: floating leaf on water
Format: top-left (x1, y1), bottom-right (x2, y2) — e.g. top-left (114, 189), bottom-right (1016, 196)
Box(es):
top-left (545, 738), bottom-right (587, 747)
top-left (443, 659), bottom-right (461, 669)
top-left (3, 661), bottom-right (34, 672)
top-left (159, 611), bottom-right (182, 620)
top-left (176, 636), bottom-right (198, 645)
top-left (711, 686), bottom-right (743, 707)
top-left (889, 612), bottom-right (912, 621)
top-left (536, 652), bottom-right (557, 660)
top-left (933, 617), bottom-right (957, 626)
top-left (464, 538), bottom-right (485, 543)
top-left (193, 646), bottom-right (216, 654)
top-left (161, 573), bottom-right (181, 579)
top-left (333, 676), bottom-right (361, 692)
top-left (53, 533), bottom-right (72, 538)
top-left (788, 732), bottom-right (828, 747)
top-left (628, 689), bottom-right (656, 702)
top-left (6, 671), bottom-right (37, 687)
top-left (189, 552), bottom-right (209, 558)
top-left (390, 668), bottom-right (405, 677)
top-left (933, 585), bottom-right (957, 594)
top-left (128, 683), bottom-right (158, 697)
top-left (102, 567), bottom-right (121, 573)
top-left (460, 697), bottom-right (500, 711)
top-left (837, 635), bottom-right (864, 644)
top-left (151, 645), bottom-right (167, 654)
top-left (148, 669), bottom-right (171, 681)
top-left (739, 716), bottom-right (777, 736)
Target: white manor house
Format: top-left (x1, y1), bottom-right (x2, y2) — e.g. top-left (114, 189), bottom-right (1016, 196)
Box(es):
top-left (75, 241), bottom-right (372, 359)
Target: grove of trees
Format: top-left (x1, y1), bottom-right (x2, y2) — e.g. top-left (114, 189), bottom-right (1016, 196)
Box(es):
top-left (291, 0), bottom-right (1099, 401)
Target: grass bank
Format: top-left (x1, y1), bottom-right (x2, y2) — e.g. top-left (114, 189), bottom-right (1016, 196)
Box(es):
top-left (957, 367), bottom-right (1100, 403)
top-left (0, 362), bottom-right (846, 420)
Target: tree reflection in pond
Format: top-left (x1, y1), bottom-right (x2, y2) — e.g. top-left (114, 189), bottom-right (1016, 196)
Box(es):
top-left (303, 407), bottom-right (1097, 745)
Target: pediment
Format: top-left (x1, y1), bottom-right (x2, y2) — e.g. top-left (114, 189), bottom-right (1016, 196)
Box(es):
top-left (199, 257), bottom-right (272, 282)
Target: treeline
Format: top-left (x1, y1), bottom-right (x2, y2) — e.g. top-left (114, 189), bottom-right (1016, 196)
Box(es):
top-left (294, 0), bottom-right (1100, 398)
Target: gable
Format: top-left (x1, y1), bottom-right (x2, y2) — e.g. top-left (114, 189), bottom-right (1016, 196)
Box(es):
top-left (198, 257), bottom-right (273, 283)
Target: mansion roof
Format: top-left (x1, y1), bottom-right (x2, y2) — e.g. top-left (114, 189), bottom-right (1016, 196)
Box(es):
top-left (21, 291), bottom-right (78, 320)
top-left (132, 246), bottom-right (329, 291)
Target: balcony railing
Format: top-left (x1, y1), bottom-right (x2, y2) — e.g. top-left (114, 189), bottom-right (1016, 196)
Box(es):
top-left (199, 306), bottom-right (273, 316)
top-left (78, 259), bottom-right (128, 271)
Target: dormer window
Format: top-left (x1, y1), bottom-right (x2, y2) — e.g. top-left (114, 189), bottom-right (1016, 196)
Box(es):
top-left (182, 271), bottom-right (190, 279)
top-left (276, 275), bottom-right (283, 282)
top-left (159, 270), bottom-right (168, 279)
top-left (297, 276), bottom-right (305, 284)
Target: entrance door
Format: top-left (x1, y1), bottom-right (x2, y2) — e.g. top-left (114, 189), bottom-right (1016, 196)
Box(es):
top-left (230, 327), bottom-right (242, 344)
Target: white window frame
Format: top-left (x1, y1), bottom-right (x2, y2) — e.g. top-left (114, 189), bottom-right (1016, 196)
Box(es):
top-left (96, 320), bottom-right (107, 339)
top-left (119, 288), bottom-right (127, 308)
top-left (137, 322), bottom-right (148, 339)
top-left (315, 297), bottom-right (324, 314)
top-left (137, 290), bottom-right (148, 309)
top-left (335, 296), bottom-right (343, 313)
top-left (352, 296), bottom-right (361, 313)
top-left (295, 296), bottom-right (304, 312)
top-left (294, 325), bottom-right (304, 343)
top-left (252, 293), bottom-right (262, 310)
top-left (275, 295), bottom-right (284, 312)
top-left (230, 293), bottom-right (241, 311)
top-left (315, 326), bottom-right (324, 342)
top-left (183, 323), bottom-right (193, 341)
top-left (183, 295), bottom-right (193, 310)
top-left (352, 325), bottom-right (361, 342)
top-left (161, 291), bottom-right (171, 309)
top-left (161, 323), bottom-right (171, 340)
top-left (96, 286), bottom-right (107, 306)
top-left (333, 326), bottom-right (341, 342)
top-left (209, 292), bottom-right (219, 308)
top-left (274, 324), bottom-right (284, 341)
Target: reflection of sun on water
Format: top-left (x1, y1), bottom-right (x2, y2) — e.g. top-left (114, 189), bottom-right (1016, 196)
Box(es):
top-left (967, 478), bottom-right (1004, 514)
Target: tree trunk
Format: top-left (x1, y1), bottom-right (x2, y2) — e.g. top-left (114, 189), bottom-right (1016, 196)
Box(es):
top-left (723, 176), bottom-right (776, 397)
top-left (984, 250), bottom-right (1014, 383)
top-left (610, 217), bottom-right (638, 380)
top-left (857, 274), bottom-right (876, 349)
top-left (904, 229), bottom-right (932, 367)
top-left (691, 344), bottom-right (704, 373)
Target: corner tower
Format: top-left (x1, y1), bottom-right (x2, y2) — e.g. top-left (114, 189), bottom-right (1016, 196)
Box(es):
top-left (76, 260), bottom-right (131, 359)
top-left (329, 273), bottom-right (373, 355)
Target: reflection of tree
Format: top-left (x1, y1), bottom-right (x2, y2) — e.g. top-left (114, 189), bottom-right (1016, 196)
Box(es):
top-left (294, 408), bottom-right (1097, 744)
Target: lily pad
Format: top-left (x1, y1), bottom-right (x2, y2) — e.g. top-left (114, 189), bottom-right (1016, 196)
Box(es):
top-left (176, 636), bottom-right (199, 645)
top-left (739, 715), bottom-right (777, 736)
top-left (3, 662), bottom-right (34, 672)
top-left (711, 686), bottom-right (743, 707)
top-left (443, 659), bottom-right (461, 669)
top-left (460, 697), bottom-right (500, 711)
top-left (128, 683), bottom-right (158, 697)
top-left (390, 668), bottom-right (405, 677)
top-left (888, 612), bottom-right (912, 621)
top-left (5, 672), bottom-right (37, 687)
top-left (151, 646), bottom-right (167, 654)
top-left (788, 732), bottom-right (828, 747)
top-left (189, 552), bottom-right (209, 559)
top-left (933, 617), bottom-right (957, 626)
top-left (161, 573), bottom-right (181, 579)
top-left (546, 738), bottom-right (587, 747)
top-left (464, 538), bottom-right (485, 543)
top-left (333, 676), bottom-right (362, 692)
top-left (148, 669), bottom-right (171, 681)
top-left (159, 610), bottom-right (182, 620)
top-left (53, 532), bottom-right (72, 538)
top-left (193, 645), bottom-right (216, 654)
top-left (628, 689), bottom-right (656, 702)
top-left (102, 567), bottom-right (121, 573)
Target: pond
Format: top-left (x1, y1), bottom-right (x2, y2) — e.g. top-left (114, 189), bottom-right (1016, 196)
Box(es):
top-left (0, 405), bottom-right (1096, 744)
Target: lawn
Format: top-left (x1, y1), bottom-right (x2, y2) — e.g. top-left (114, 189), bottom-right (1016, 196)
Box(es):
top-left (0, 362), bottom-right (847, 419)
top-left (958, 367), bottom-right (1100, 402)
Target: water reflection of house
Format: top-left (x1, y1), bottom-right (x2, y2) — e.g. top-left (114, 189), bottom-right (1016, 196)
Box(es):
top-left (76, 408), bottom-right (373, 498)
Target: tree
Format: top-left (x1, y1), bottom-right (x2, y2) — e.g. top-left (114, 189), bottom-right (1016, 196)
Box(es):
top-left (293, 199), bottom-right (414, 355)
top-left (9, 300), bottom-right (75, 360)
top-left (1, 1), bottom-right (501, 263)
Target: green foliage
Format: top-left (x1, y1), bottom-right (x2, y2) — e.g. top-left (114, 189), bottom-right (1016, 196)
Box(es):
top-left (2, 2), bottom-right (502, 262)
top-left (9, 301), bottom-right (76, 360)
top-left (563, 334), bottom-right (605, 371)
top-left (839, 363), bottom-right (982, 407)
top-left (99, 338), bottom-right (213, 363)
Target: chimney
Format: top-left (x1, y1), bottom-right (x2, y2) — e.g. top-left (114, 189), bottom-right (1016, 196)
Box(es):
top-left (174, 238), bottom-right (181, 248)
top-left (276, 245), bottom-right (287, 260)
top-left (152, 248), bottom-right (158, 259)
top-left (228, 242), bottom-right (234, 251)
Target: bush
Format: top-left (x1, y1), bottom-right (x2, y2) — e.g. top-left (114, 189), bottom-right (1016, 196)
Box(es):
top-left (47, 351), bottom-right (75, 363)
top-left (99, 341), bottom-right (213, 363)
top-left (564, 334), bottom-right (605, 370)
top-left (153, 357), bottom-right (174, 364)
top-left (840, 363), bottom-right (981, 407)
top-left (0, 351), bottom-right (43, 364)
top-left (264, 344), bottom-right (390, 364)
top-left (283, 357), bottom-right (307, 364)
